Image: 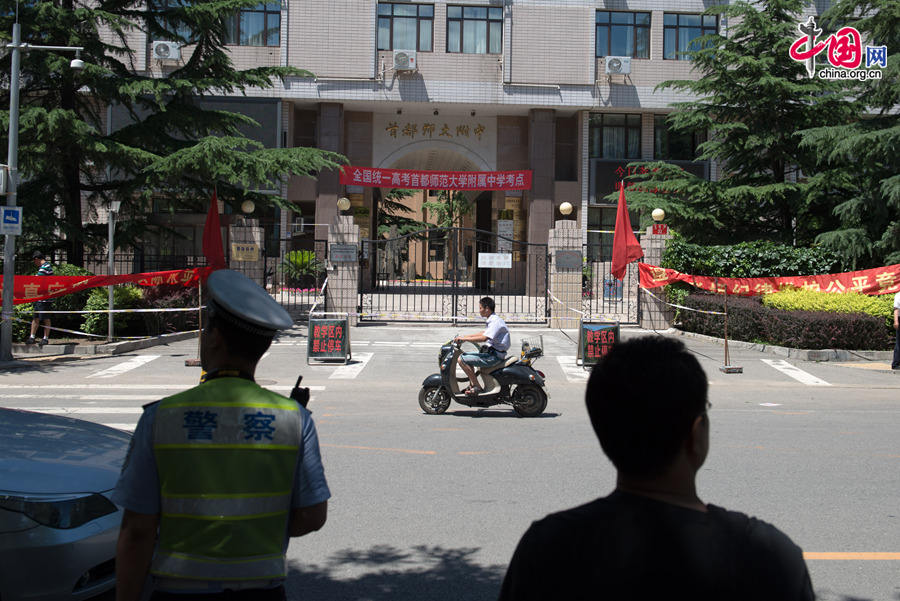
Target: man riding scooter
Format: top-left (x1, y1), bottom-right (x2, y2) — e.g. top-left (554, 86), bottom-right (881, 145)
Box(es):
top-left (454, 297), bottom-right (510, 396)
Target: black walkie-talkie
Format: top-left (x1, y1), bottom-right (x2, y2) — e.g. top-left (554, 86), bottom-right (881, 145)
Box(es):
top-left (290, 375), bottom-right (310, 409)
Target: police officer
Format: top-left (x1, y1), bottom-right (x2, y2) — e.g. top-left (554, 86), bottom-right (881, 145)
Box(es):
top-left (113, 269), bottom-right (330, 601)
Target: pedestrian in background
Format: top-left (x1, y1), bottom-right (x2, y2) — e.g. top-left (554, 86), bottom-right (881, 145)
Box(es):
top-left (113, 269), bottom-right (330, 601)
top-left (500, 336), bottom-right (814, 601)
top-left (892, 290), bottom-right (899, 370)
top-left (27, 250), bottom-right (53, 346)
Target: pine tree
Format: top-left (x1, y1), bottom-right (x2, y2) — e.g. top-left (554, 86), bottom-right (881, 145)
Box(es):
top-left (799, 0), bottom-right (899, 268)
top-left (377, 188), bottom-right (425, 237)
top-left (0, 0), bottom-right (345, 266)
top-left (620, 0), bottom-right (855, 247)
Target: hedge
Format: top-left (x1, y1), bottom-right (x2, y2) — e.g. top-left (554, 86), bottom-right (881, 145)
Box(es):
top-left (762, 289), bottom-right (894, 326)
top-left (680, 293), bottom-right (894, 350)
top-left (662, 239), bottom-right (842, 278)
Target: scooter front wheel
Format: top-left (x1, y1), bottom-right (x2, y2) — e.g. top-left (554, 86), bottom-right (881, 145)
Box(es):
top-left (512, 384), bottom-right (547, 417)
top-left (418, 386), bottom-right (451, 415)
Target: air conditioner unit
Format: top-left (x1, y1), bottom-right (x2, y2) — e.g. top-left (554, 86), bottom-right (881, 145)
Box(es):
top-left (152, 40), bottom-right (182, 61)
top-left (393, 49), bottom-right (417, 71)
top-left (604, 56), bottom-right (631, 75)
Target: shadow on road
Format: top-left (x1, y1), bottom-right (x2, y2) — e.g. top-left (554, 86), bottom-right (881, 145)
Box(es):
top-left (285, 544), bottom-right (505, 601)
top-left (443, 409), bottom-right (560, 419)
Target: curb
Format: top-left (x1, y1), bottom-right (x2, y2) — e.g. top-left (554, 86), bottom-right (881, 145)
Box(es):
top-left (8, 330), bottom-right (199, 360)
top-left (667, 328), bottom-right (893, 363)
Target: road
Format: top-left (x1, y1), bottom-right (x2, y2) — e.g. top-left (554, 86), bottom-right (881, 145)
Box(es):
top-left (2, 325), bottom-right (898, 601)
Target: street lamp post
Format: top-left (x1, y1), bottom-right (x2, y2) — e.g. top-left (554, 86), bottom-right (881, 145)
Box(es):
top-left (0, 23), bottom-right (83, 361)
top-left (107, 200), bottom-right (121, 342)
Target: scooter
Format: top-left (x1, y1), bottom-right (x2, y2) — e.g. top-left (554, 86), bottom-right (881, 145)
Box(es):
top-left (418, 337), bottom-right (548, 417)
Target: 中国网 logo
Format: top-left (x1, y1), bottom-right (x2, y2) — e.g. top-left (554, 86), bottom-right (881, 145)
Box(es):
top-left (789, 16), bottom-right (886, 81)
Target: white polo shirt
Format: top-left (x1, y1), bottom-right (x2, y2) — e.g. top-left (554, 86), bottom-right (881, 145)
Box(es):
top-left (484, 313), bottom-right (510, 354)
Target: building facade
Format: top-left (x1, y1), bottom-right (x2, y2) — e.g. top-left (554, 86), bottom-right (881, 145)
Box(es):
top-left (117, 0), bottom-right (827, 278)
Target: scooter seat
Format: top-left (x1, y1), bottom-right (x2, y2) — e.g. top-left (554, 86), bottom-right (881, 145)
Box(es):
top-left (481, 355), bottom-right (517, 375)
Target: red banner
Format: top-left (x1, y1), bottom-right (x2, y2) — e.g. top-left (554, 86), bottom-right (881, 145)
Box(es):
top-left (2, 267), bottom-right (212, 305)
top-left (340, 166), bottom-right (532, 191)
top-left (639, 263), bottom-right (900, 296)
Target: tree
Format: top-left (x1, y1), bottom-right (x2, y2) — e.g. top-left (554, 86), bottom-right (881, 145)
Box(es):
top-left (377, 188), bottom-right (425, 237)
top-left (0, 0), bottom-right (345, 266)
top-left (618, 0), bottom-right (855, 247)
top-left (422, 190), bottom-right (474, 229)
top-left (799, 0), bottom-right (900, 268)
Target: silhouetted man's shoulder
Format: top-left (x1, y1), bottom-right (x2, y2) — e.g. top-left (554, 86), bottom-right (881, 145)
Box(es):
top-left (499, 492), bottom-right (813, 601)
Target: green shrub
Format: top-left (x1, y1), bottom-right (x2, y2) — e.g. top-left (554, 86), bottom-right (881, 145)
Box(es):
top-left (140, 284), bottom-right (201, 335)
top-left (662, 239), bottom-right (842, 278)
top-left (762, 289), bottom-right (894, 325)
top-left (81, 285), bottom-right (146, 338)
top-left (680, 293), bottom-right (893, 350)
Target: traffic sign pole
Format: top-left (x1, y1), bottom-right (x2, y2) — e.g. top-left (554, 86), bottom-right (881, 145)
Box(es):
top-left (0, 23), bottom-right (22, 361)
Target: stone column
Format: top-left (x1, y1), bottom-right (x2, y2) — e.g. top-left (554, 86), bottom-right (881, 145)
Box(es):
top-left (548, 220), bottom-right (582, 329)
top-left (325, 215), bottom-right (360, 326)
top-left (639, 225), bottom-right (674, 330)
top-left (315, 102), bottom-right (344, 242)
top-left (229, 217), bottom-right (265, 286)
top-left (527, 108), bottom-right (555, 297)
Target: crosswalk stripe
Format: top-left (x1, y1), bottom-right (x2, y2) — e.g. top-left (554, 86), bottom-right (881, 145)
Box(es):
top-left (0, 384), bottom-right (326, 391)
top-left (329, 353), bottom-right (373, 379)
top-left (761, 359), bottom-right (831, 386)
top-left (3, 395), bottom-right (159, 401)
top-left (86, 355), bottom-right (160, 379)
top-left (557, 356), bottom-right (589, 382)
top-left (9, 407), bottom-right (145, 414)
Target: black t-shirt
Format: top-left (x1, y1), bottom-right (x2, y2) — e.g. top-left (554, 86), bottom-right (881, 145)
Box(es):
top-left (499, 491), bottom-right (814, 601)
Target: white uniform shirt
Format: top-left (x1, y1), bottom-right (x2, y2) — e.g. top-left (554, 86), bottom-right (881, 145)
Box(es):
top-left (484, 313), bottom-right (510, 353)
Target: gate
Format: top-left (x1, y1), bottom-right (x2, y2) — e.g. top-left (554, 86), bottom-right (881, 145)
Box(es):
top-left (582, 241), bottom-right (640, 324)
top-left (359, 227), bottom-right (548, 323)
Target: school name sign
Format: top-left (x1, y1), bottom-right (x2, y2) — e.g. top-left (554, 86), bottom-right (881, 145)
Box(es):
top-left (340, 167), bottom-right (532, 191)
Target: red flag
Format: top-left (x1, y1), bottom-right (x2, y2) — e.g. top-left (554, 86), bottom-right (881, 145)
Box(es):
top-left (610, 183), bottom-right (643, 281)
top-left (202, 189), bottom-right (225, 270)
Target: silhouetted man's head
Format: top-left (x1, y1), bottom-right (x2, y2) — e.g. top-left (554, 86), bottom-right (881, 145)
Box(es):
top-left (586, 336), bottom-right (708, 479)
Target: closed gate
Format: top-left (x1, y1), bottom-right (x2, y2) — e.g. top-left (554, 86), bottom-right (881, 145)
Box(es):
top-left (582, 242), bottom-right (640, 324)
top-left (359, 227), bottom-right (548, 323)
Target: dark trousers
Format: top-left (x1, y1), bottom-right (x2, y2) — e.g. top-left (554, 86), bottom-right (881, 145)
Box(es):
top-left (893, 324), bottom-right (899, 369)
top-left (150, 587), bottom-right (286, 601)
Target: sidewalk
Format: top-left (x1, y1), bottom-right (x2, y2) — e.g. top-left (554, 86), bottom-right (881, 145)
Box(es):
top-left (2, 323), bottom-right (895, 372)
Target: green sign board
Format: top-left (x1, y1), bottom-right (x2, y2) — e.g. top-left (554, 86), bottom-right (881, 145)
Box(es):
top-left (307, 318), bottom-right (351, 365)
top-left (578, 321), bottom-right (619, 368)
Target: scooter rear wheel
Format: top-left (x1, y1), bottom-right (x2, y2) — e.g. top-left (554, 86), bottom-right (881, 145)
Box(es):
top-left (512, 384), bottom-right (547, 417)
top-left (418, 386), bottom-right (451, 415)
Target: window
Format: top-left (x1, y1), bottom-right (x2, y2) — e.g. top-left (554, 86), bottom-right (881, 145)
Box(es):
top-left (378, 3), bottom-right (433, 51)
top-left (447, 5), bottom-right (502, 54)
top-left (595, 11), bottom-right (650, 58)
top-left (224, 2), bottom-right (281, 47)
top-left (555, 116), bottom-right (578, 181)
top-left (589, 114), bottom-right (641, 159)
top-left (654, 115), bottom-right (705, 160)
top-left (152, 0), bottom-right (194, 41)
top-left (664, 13), bottom-right (717, 60)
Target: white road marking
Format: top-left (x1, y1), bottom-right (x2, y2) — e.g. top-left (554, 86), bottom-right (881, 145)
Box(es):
top-left (3, 395), bottom-right (159, 402)
top-left (759, 402), bottom-right (783, 407)
top-left (557, 356), bottom-right (589, 382)
top-left (104, 423), bottom-right (137, 431)
top-left (761, 359), bottom-right (831, 386)
top-left (0, 384), bottom-right (325, 391)
top-left (86, 355), bottom-right (160, 379)
top-left (329, 353), bottom-right (373, 379)
top-left (9, 407), bottom-right (145, 414)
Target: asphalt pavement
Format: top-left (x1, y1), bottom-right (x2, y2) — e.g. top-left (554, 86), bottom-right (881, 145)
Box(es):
top-left (1, 323), bottom-right (898, 601)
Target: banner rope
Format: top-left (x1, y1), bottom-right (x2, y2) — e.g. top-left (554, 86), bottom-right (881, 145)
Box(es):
top-left (8, 316), bottom-right (192, 340)
top-left (640, 287), bottom-right (726, 316)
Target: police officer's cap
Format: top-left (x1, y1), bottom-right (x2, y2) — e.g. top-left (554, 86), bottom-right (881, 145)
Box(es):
top-left (206, 269), bottom-right (292, 336)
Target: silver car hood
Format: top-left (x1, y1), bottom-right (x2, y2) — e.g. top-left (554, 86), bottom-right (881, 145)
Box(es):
top-left (0, 408), bottom-right (131, 495)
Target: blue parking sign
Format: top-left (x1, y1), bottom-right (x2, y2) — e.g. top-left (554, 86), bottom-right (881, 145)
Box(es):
top-left (1, 206), bottom-right (22, 235)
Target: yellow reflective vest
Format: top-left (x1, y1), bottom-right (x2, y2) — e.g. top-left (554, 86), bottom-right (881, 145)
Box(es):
top-left (151, 377), bottom-right (302, 582)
